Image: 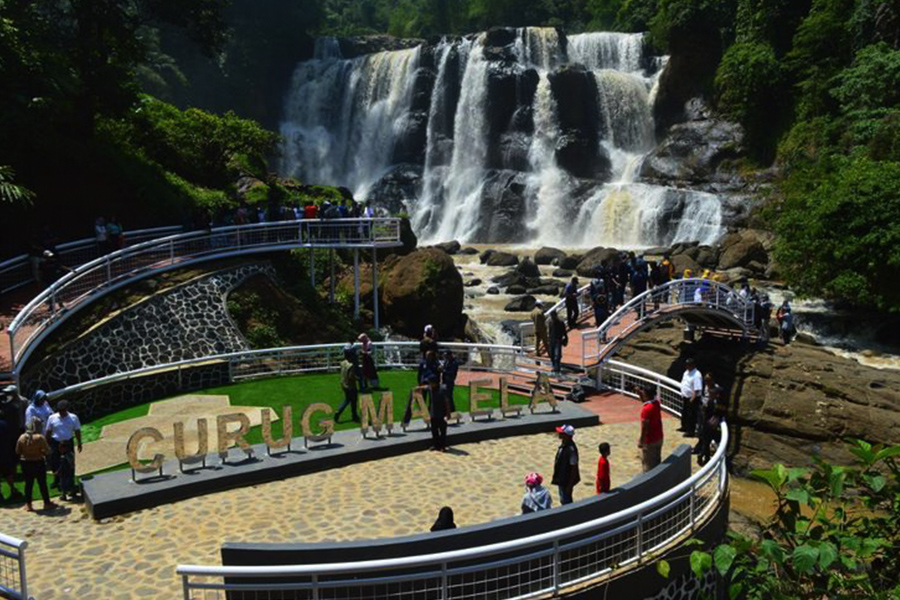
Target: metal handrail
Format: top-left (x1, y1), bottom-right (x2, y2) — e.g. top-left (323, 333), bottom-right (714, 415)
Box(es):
top-left (177, 361), bottom-right (728, 599)
top-left (44, 341), bottom-right (525, 400)
top-left (0, 532), bottom-right (29, 600)
top-left (580, 278), bottom-right (754, 366)
top-left (6, 218), bottom-right (402, 373)
top-left (0, 225), bottom-right (182, 295)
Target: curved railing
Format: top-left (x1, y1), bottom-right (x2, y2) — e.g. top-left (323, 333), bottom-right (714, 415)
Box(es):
top-left (176, 360), bottom-right (729, 600)
top-left (0, 225), bottom-right (181, 295)
top-left (6, 218), bottom-right (402, 374)
top-left (0, 532), bottom-right (30, 600)
top-left (44, 340), bottom-right (525, 401)
top-left (580, 278), bottom-right (754, 366)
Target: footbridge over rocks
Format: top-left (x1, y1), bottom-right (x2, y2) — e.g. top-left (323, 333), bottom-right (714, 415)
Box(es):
top-left (3, 219), bottom-right (404, 382)
top-left (512, 278), bottom-right (756, 398)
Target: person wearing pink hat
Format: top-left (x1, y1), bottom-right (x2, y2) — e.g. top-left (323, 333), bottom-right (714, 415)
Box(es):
top-left (521, 472), bottom-right (552, 513)
top-left (551, 424), bottom-right (580, 505)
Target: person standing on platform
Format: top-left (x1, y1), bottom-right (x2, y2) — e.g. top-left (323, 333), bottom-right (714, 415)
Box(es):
top-left (17, 418), bottom-right (56, 512)
top-left (358, 333), bottom-right (380, 390)
top-left (592, 292), bottom-right (609, 329)
top-left (595, 442), bottom-right (612, 494)
top-left (25, 390), bottom-right (52, 433)
top-left (521, 472), bottom-right (552, 513)
top-left (547, 311), bottom-right (568, 376)
top-left (427, 374), bottom-right (451, 452)
top-left (563, 277), bottom-right (580, 330)
top-left (551, 424), bottom-right (580, 505)
top-left (46, 400), bottom-right (81, 501)
top-left (638, 386), bottom-right (664, 472)
top-left (336, 348), bottom-right (359, 423)
top-left (679, 358), bottom-right (703, 437)
top-left (420, 324), bottom-right (438, 358)
top-left (441, 350), bottom-right (459, 414)
top-left (530, 301), bottom-right (550, 357)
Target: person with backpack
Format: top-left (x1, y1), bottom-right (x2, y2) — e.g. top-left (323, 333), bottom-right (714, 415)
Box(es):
top-left (335, 347), bottom-right (359, 423)
top-left (548, 311), bottom-right (568, 376)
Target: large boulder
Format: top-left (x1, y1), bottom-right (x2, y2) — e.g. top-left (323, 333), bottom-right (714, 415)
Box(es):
top-left (718, 230), bottom-right (769, 270)
top-left (617, 325), bottom-right (900, 473)
top-left (504, 295), bottom-right (537, 312)
top-left (432, 240), bottom-right (461, 255)
top-left (576, 247), bottom-right (619, 277)
top-left (367, 164), bottom-right (423, 216)
top-left (381, 248), bottom-right (464, 337)
top-left (534, 247), bottom-right (567, 265)
top-left (486, 251), bottom-right (520, 267)
top-left (516, 258), bottom-right (540, 277)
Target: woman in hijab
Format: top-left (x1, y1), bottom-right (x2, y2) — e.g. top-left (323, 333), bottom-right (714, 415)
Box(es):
top-left (430, 506), bottom-right (457, 531)
top-left (521, 472), bottom-right (552, 514)
top-left (358, 333), bottom-right (380, 390)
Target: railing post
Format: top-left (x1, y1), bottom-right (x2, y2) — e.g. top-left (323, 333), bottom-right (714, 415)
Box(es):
top-left (689, 481), bottom-right (696, 532)
top-left (553, 540), bottom-right (561, 593)
top-left (619, 371), bottom-right (625, 393)
top-left (169, 239), bottom-right (175, 264)
top-left (17, 544), bottom-right (27, 600)
top-left (105, 255), bottom-right (112, 285)
top-left (312, 573), bottom-right (319, 600)
top-left (8, 330), bottom-right (16, 370)
top-left (372, 247), bottom-right (380, 331)
top-left (181, 573), bottom-right (190, 600)
top-left (236, 228), bottom-right (242, 249)
top-left (441, 562), bottom-right (449, 600)
top-left (636, 513), bottom-right (644, 563)
top-left (353, 249), bottom-right (360, 321)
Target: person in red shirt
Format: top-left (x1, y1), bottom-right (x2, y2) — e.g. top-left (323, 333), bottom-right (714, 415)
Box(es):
top-left (595, 442), bottom-right (611, 494)
top-left (638, 385), bottom-right (664, 472)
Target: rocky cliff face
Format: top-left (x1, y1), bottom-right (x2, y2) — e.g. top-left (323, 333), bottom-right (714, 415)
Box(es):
top-left (615, 324), bottom-right (900, 472)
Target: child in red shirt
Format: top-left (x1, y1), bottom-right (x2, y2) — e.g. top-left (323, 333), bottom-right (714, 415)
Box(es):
top-left (595, 442), bottom-right (611, 494)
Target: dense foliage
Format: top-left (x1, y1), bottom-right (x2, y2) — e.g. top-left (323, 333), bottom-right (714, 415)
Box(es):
top-left (660, 440), bottom-right (900, 599)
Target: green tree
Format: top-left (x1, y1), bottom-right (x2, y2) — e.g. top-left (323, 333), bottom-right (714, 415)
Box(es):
top-left (0, 165), bottom-right (34, 205)
top-left (774, 155), bottom-right (900, 311)
top-left (715, 40), bottom-right (786, 157)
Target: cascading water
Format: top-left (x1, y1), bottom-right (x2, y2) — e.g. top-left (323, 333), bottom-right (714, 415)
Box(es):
top-left (280, 38), bottom-right (421, 200)
top-left (279, 29), bottom-right (726, 248)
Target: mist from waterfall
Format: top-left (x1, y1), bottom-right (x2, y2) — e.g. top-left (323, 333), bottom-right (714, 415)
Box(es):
top-left (279, 30), bottom-right (725, 249)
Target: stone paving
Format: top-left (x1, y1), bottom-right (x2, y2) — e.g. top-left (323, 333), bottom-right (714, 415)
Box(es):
top-left (0, 396), bottom-right (690, 600)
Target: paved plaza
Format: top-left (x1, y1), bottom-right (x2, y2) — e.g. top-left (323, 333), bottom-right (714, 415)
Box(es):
top-left (0, 396), bottom-right (689, 600)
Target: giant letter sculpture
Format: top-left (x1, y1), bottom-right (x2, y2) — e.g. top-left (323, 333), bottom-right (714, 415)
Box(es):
top-left (360, 392), bottom-right (394, 438)
top-left (301, 403), bottom-right (334, 448)
top-left (126, 427), bottom-right (165, 478)
top-left (469, 379), bottom-right (494, 421)
top-left (174, 419), bottom-right (209, 472)
top-left (530, 372), bottom-right (559, 414)
top-left (217, 413), bottom-right (253, 463)
top-left (262, 406), bottom-right (293, 455)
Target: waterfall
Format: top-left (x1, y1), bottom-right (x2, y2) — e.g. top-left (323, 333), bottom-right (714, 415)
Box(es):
top-left (279, 30), bottom-right (727, 249)
top-left (280, 41), bottom-right (422, 200)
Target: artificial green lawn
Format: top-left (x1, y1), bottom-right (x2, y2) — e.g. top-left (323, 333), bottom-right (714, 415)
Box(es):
top-left (3, 370), bottom-right (533, 502)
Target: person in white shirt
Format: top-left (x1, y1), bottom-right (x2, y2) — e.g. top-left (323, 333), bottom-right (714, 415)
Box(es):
top-left (46, 400), bottom-right (82, 501)
top-left (678, 358), bottom-right (703, 438)
top-left (24, 390), bottom-right (53, 434)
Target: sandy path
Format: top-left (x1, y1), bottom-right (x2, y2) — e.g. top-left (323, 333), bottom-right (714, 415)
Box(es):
top-left (1, 422), bottom-right (688, 599)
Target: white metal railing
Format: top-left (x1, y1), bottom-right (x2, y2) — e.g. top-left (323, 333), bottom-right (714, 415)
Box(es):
top-left (0, 226), bottom-right (181, 295)
top-left (176, 363), bottom-right (729, 600)
top-left (6, 219), bottom-right (402, 373)
top-left (580, 279), bottom-right (754, 367)
top-left (0, 532), bottom-right (30, 600)
top-left (44, 341), bottom-right (524, 401)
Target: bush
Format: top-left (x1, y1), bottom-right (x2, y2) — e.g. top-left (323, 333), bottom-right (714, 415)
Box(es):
top-left (665, 439), bottom-right (900, 598)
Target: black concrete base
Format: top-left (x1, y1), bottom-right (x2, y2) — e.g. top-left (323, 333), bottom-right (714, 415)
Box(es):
top-left (82, 403), bottom-right (599, 519)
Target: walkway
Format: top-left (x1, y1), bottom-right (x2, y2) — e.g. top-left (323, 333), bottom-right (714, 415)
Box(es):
top-left (0, 395), bottom-right (688, 600)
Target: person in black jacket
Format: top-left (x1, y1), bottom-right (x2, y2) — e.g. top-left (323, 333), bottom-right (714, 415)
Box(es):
top-left (547, 311), bottom-right (568, 376)
top-left (551, 424), bottom-right (580, 505)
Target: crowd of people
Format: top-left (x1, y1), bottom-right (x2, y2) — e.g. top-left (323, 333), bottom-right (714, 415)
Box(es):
top-left (431, 359), bottom-right (727, 529)
top-left (529, 250), bottom-right (795, 376)
top-left (187, 197), bottom-right (381, 233)
top-left (0, 385), bottom-right (83, 512)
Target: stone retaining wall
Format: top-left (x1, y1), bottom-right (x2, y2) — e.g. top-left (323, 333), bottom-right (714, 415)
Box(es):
top-left (23, 263), bottom-right (271, 406)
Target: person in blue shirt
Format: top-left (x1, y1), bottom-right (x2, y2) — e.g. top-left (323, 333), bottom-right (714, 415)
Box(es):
top-left (441, 350), bottom-right (459, 413)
